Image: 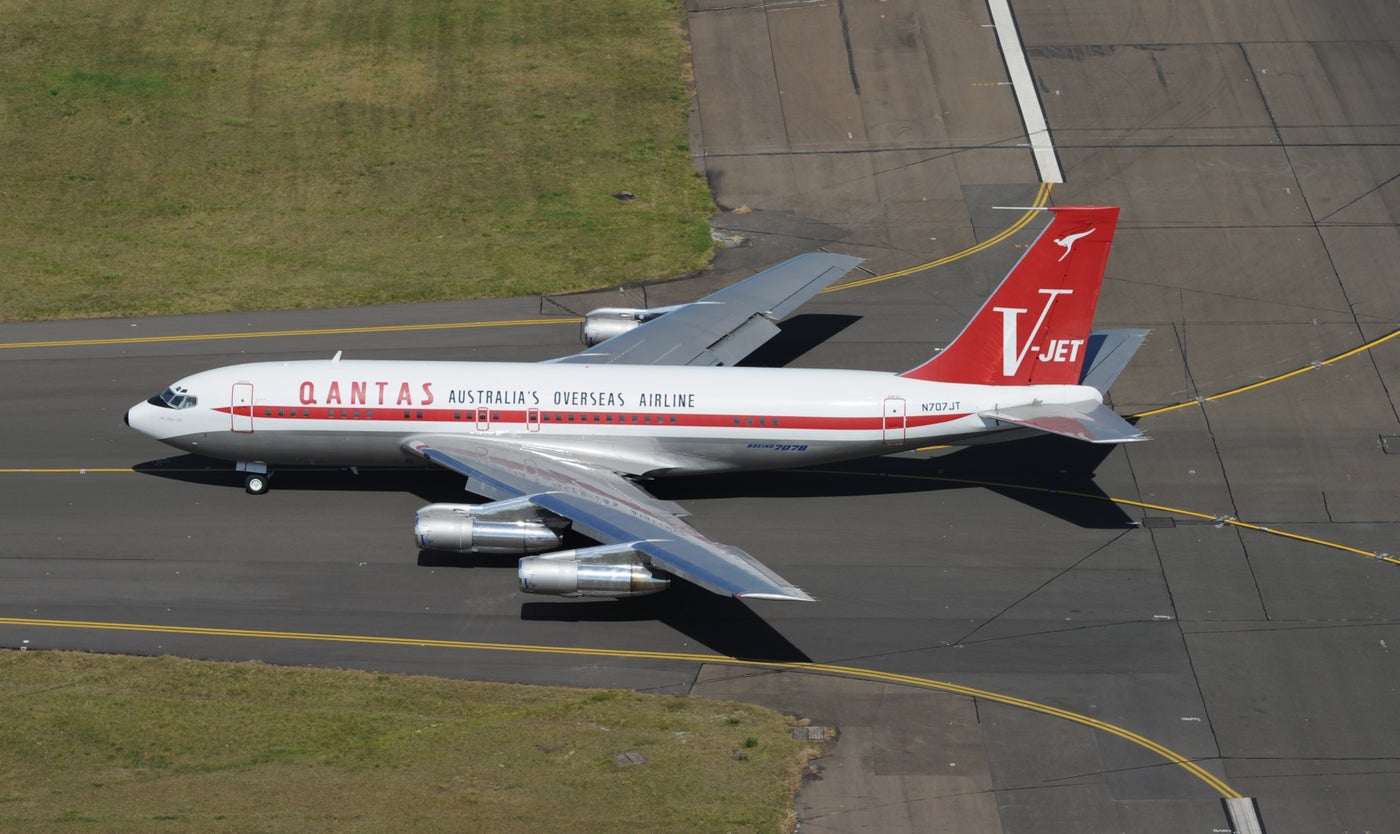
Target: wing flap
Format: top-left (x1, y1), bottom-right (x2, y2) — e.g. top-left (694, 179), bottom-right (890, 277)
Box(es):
top-left (633, 540), bottom-right (813, 602)
top-left (981, 401), bottom-right (1146, 444)
top-left (700, 314), bottom-right (781, 367)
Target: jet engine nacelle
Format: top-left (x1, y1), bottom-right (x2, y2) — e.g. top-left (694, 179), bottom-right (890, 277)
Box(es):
top-left (581, 304), bottom-right (683, 346)
top-left (518, 545), bottom-right (670, 598)
top-left (414, 500), bottom-right (565, 555)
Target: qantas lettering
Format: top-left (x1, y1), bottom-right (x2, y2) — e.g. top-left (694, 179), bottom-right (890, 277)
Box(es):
top-left (299, 380), bottom-right (434, 406)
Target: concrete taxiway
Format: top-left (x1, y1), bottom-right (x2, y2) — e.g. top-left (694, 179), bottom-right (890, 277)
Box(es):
top-left (3, 1), bottom-right (1399, 832)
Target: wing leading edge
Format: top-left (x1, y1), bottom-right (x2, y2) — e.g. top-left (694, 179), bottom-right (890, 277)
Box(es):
top-left (551, 252), bottom-right (863, 367)
top-left (403, 436), bottom-right (814, 602)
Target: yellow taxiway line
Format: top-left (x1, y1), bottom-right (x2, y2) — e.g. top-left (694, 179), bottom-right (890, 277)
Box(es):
top-left (0, 613), bottom-right (1238, 798)
top-left (823, 182), bottom-right (1054, 291)
top-left (0, 468), bottom-right (134, 474)
top-left (1131, 326), bottom-right (1400, 419)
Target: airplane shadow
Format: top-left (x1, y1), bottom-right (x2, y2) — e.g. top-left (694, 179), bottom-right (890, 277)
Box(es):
top-left (739, 313), bottom-right (861, 368)
top-left (133, 455), bottom-right (465, 502)
top-left (646, 433), bottom-right (1137, 529)
top-left (520, 581), bottom-right (812, 663)
top-left (132, 433), bottom-right (1131, 656)
top-left (419, 541), bottom-right (811, 661)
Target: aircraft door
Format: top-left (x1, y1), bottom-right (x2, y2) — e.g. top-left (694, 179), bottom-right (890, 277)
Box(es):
top-left (882, 397), bottom-right (906, 444)
top-left (526, 408), bottom-right (541, 432)
top-left (231, 383), bottom-right (254, 433)
top-left (476, 407), bottom-right (490, 431)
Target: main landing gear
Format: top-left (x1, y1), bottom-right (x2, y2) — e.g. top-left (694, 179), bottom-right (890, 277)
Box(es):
top-left (237, 461), bottom-right (271, 495)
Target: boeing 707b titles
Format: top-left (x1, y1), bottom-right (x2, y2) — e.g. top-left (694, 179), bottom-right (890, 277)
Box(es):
top-left (126, 207), bottom-right (1147, 603)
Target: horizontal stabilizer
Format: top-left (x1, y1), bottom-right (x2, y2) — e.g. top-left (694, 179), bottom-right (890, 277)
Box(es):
top-left (1079, 329), bottom-right (1149, 395)
top-left (981, 400), bottom-right (1146, 444)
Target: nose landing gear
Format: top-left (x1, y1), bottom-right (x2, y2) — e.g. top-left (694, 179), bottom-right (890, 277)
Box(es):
top-left (237, 461), bottom-right (271, 495)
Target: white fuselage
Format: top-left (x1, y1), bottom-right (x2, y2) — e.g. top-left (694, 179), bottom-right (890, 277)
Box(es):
top-left (126, 359), bottom-right (1102, 475)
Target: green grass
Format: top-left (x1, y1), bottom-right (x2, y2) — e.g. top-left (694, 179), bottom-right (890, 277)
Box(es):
top-left (0, 0), bottom-right (716, 320)
top-left (0, 651), bottom-right (817, 833)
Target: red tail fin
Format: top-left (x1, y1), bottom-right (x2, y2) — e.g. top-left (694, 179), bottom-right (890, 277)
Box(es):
top-left (901, 206), bottom-right (1120, 386)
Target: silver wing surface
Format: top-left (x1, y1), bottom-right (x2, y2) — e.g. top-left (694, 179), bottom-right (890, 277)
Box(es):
top-left (402, 435), bottom-right (814, 602)
top-left (551, 252), bottom-right (863, 367)
top-left (979, 401), bottom-right (1147, 444)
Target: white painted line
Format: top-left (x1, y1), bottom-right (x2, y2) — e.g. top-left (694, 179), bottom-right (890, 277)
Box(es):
top-left (1224, 797), bottom-right (1266, 834)
top-left (985, 0), bottom-right (1063, 183)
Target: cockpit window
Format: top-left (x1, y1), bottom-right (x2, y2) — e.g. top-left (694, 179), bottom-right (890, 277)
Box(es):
top-left (150, 385), bottom-right (198, 410)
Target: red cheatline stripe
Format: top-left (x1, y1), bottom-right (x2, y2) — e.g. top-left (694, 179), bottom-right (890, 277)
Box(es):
top-left (214, 405), bottom-right (967, 432)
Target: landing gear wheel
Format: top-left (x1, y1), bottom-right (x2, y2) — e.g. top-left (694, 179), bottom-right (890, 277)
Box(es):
top-left (244, 473), bottom-right (270, 495)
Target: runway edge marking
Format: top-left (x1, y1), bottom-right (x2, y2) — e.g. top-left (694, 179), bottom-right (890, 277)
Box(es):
top-left (984, 0), bottom-right (1063, 183)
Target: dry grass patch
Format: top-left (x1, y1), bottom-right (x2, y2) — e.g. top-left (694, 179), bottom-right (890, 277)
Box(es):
top-left (0, 0), bottom-right (715, 320)
top-left (0, 651), bottom-right (818, 833)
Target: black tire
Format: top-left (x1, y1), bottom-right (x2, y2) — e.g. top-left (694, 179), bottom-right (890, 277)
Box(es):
top-left (245, 474), bottom-right (269, 495)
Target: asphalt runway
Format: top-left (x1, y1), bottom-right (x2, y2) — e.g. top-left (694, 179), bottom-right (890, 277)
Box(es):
top-left (4, 1), bottom-right (1399, 832)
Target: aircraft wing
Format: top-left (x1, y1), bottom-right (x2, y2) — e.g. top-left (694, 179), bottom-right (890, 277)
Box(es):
top-left (551, 252), bottom-right (863, 367)
top-left (980, 400), bottom-right (1147, 444)
top-left (401, 435), bottom-right (814, 602)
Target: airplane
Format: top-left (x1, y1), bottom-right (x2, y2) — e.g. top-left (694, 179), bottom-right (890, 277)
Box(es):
top-left (125, 206), bottom-right (1147, 604)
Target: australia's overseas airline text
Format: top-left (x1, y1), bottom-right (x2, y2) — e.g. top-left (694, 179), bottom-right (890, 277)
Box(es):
top-left (295, 379), bottom-right (697, 409)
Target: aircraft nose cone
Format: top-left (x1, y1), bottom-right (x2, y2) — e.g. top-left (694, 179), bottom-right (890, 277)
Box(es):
top-left (124, 408), bottom-right (130, 427)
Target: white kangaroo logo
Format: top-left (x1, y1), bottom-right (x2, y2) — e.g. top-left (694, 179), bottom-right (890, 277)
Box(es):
top-left (1054, 227), bottom-right (1094, 262)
